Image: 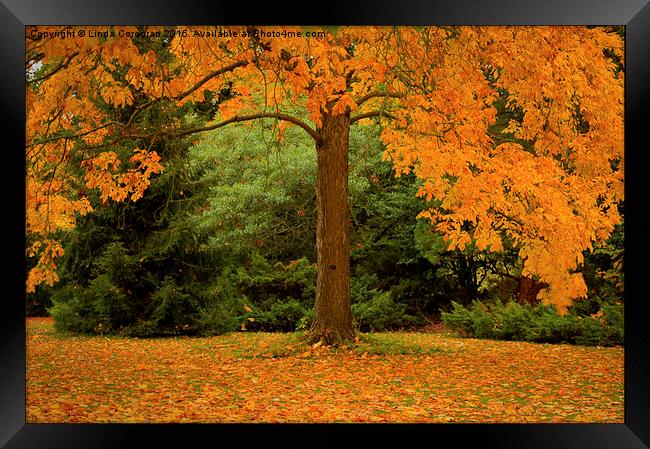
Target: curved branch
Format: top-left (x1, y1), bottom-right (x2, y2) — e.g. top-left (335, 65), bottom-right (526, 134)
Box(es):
top-left (27, 121), bottom-right (123, 149)
top-left (174, 112), bottom-right (319, 142)
top-left (174, 60), bottom-right (248, 101)
top-left (30, 112), bottom-right (319, 155)
top-left (355, 90), bottom-right (404, 106)
top-left (125, 60), bottom-right (249, 129)
top-left (350, 110), bottom-right (396, 124)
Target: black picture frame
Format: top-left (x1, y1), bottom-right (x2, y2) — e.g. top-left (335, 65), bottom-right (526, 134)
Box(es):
top-left (2, 1), bottom-right (649, 447)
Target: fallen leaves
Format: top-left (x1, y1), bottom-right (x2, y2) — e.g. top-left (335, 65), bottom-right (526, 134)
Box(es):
top-left (26, 317), bottom-right (623, 423)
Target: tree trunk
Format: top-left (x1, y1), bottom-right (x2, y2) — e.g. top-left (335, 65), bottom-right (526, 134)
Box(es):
top-left (308, 110), bottom-right (356, 345)
top-left (517, 276), bottom-right (547, 305)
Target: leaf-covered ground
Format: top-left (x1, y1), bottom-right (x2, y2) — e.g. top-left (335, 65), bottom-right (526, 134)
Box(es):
top-left (26, 317), bottom-right (623, 423)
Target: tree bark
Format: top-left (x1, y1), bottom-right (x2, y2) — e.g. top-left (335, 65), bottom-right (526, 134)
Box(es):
top-left (308, 110), bottom-right (356, 345)
top-left (517, 276), bottom-right (547, 305)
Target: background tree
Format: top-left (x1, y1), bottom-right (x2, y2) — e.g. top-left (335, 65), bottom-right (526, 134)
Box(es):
top-left (26, 25), bottom-right (623, 344)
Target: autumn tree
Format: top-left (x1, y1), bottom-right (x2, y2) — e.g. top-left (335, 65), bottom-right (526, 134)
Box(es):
top-left (26, 26), bottom-right (623, 344)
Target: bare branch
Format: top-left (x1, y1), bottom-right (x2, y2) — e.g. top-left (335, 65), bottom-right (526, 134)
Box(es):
top-left (350, 110), bottom-right (396, 124)
top-left (125, 60), bottom-right (249, 129)
top-left (174, 112), bottom-right (319, 142)
top-left (28, 51), bottom-right (80, 85)
top-left (355, 90), bottom-right (404, 107)
top-left (27, 121), bottom-right (123, 149)
top-left (174, 60), bottom-right (248, 101)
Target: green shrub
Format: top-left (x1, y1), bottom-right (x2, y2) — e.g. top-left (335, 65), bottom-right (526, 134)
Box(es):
top-left (49, 275), bottom-right (134, 334)
top-left (524, 306), bottom-right (578, 343)
top-left (87, 274), bottom-right (133, 330)
top-left (234, 253), bottom-right (316, 306)
top-left (242, 299), bottom-right (309, 332)
top-left (496, 302), bottom-right (533, 341)
top-left (603, 303), bottom-right (624, 343)
top-left (232, 254), bottom-right (315, 331)
top-left (195, 302), bottom-right (240, 336)
top-left (49, 285), bottom-right (101, 334)
top-left (468, 303), bottom-right (497, 339)
top-left (296, 308), bottom-right (314, 331)
top-left (352, 290), bottom-right (417, 331)
top-left (439, 300), bottom-right (474, 335)
top-left (442, 300), bottom-right (623, 346)
top-left (573, 317), bottom-right (608, 346)
top-left (267, 300), bottom-right (309, 331)
top-left (148, 278), bottom-right (201, 334)
top-left (192, 273), bottom-right (242, 335)
top-left (440, 301), bottom-right (498, 338)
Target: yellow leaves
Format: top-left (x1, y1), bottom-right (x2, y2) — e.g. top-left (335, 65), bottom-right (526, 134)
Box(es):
top-left (216, 95), bottom-right (254, 121)
top-left (82, 151), bottom-right (121, 175)
top-left (25, 163), bottom-right (94, 252)
top-left (127, 149), bottom-right (164, 202)
top-left (447, 231), bottom-right (472, 252)
top-left (568, 274), bottom-right (588, 299)
top-left (478, 26), bottom-right (623, 179)
top-left (399, 27), bottom-right (622, 307)
top-left (82, 149), bottom-right (163, 204)
top-left (26, 148), bottom-right (163, 290)
top-left (243, 304), bottom-right (253, 313)
top-left (330, 94), bottom-right (357, 115)
top-left (125, 67), bottom-right (146, 90)
top-left (27, 28), bottom-right (171, 293)
top-left (26, 239), bottom-right (65, 293)
top-left (474, 230), bottom-right (503, 253)
top-left (100, 85), bottom-right (134, 108)
top-left (269, 38), bottom-right (285, 59)
top-left (488, 235), bottom-right (504, 253)
top-left (503, 119), bottom-right (521, 136)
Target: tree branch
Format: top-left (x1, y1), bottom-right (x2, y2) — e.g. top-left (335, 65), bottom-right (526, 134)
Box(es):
top-left (174, 112), bottom-right (319, 142)
top-left (355, 90), bottom-right (404, 106)
top-left (174, 60), bottom-right (248, 101)
top-left (125, 60), bottom-right (249, 129)
top-left (27, 51), bottom-right (80, 85)
top-left (350, 110), bottom-right (396, 124)
top-left (27, 121), bottom-right (123, 149)
top-left (492, 270), bottom-right (522, 281)
top-left (491, 209), bottom-right (526, 230)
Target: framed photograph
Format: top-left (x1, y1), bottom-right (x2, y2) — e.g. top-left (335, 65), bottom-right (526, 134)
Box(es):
top-left (3, 1), bottom-right (649, 447)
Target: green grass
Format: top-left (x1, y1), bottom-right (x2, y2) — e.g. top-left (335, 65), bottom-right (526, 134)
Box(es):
top-left (350, 333), bottom-right (443, 356)
top-left (215, 331), bottom-right (445, 359)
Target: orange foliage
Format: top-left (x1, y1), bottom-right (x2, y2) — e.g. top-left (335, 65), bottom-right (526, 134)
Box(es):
top-left (26, 26), bottom-right (165, 292)
top-left (380, 27), bottom-right (623, 312)
top-left (26, 26), bottom-right (623, 310)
